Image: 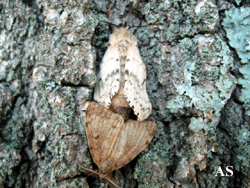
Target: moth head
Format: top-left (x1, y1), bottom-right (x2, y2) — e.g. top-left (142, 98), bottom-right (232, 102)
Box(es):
top-left (99, 173), bottom-right (121, 188)
top-left (108, 28), bottom-right (137, 47)
top-left (99, 161), bottom-right (113, 175)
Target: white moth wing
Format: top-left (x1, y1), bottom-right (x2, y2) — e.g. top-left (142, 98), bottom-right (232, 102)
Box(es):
top-left (94, 46), bottom-right (120, 108)
top-left (124, 45), bottom-right (152, 121)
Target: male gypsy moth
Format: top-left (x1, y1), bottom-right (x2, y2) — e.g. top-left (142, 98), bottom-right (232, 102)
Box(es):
top-left (83, 102), bottom-right (157, 187)
top-left (94, 28), bottom-right (152, 121)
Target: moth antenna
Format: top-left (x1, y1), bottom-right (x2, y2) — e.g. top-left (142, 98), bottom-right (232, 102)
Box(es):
top-left (78, 164), bottom-right (100, 177)
top-left (105, 177), bottom-right (122, 188)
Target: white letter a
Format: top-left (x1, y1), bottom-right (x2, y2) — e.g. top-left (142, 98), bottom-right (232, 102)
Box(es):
top-left (215, 166), bottom-right (225, 176)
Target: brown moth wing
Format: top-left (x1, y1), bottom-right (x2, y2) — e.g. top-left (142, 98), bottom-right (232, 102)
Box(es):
top-left (85, 102), bottom-right (124, 167)
top-left (100, 120), bottom-right (157, 174)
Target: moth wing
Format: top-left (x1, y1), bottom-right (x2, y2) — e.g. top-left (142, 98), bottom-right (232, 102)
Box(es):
top-left (124, 45), bottom-right (152, 121)
top-left (94, 46), bottom-right (120, 108)
top-left (85, 102), bottom-right (124, 167)
top-left (110, 120), bottom-right (157, 171)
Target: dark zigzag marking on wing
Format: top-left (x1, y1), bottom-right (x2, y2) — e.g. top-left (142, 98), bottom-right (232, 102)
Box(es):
top-left (100, 68), bottom-right (120, 106)
top-left (124, 72), bottom-right (151, 118)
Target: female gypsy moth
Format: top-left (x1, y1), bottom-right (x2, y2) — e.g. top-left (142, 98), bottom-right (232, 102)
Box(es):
top-left (83, 102), bottom-right (157, 187)
top-left (94, 28), bottom-right (152, 121)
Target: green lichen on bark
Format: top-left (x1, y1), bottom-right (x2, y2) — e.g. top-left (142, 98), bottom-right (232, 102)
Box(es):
top-left (223, 7), bottom-right (250, 115)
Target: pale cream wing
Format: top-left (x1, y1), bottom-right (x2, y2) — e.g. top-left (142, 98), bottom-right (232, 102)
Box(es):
top-left (124, 45), bottom-right (152, 121)
top-left (110, 120), bottom-right (157, 171)
top-left (95, 46), bottom-right (120, 108)
top-left (85, 102), bottom-right (124, 166)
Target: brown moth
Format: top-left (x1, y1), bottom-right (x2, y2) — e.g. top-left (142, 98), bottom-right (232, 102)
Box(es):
top-left (83, 102), bottom-right (156, 187)
top-left (94, 28), bottom-right (152, 121)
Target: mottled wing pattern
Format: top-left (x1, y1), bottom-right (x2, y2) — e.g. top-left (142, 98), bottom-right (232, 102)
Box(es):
top-left (109, 120), bottom-right (157, 172)
top-left (97, 46), bottom-right (120, 108)
top-left (124, 45), bottom-right (152, 121)
top-left (85, 102), bottom-right (124, 166)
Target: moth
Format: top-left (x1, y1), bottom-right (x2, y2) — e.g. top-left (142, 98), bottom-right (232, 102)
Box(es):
top-left (94, 28), bottom-right (152, 121)
top-left (82, 102), bottom-right (157, 187)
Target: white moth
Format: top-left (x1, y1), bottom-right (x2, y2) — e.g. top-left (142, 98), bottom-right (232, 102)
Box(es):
top-left (94, 28), bottom-right (152, 121)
